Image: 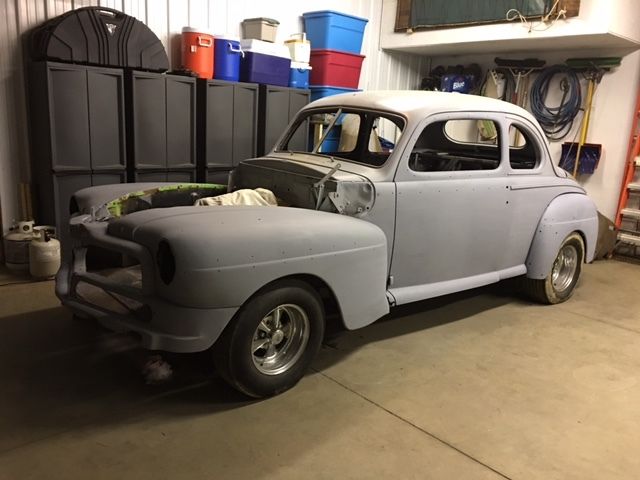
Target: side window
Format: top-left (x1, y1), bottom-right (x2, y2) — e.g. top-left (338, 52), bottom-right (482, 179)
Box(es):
top-left (508, 124), bottom-right (540, 170)
top-left (409, 119), bottom-right (501, 172)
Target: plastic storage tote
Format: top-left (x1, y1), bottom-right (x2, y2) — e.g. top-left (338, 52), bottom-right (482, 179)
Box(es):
top-left (240, 39), bottom-right (291, 86)
top-left (214, 37), bottom-right (243, 82)
top-left (289, 62), bottom-right (312, 89)
top-left (181, 27), bottom-right (214, 78)
top-left (310, 49), bottom-right (364, 89)
top-left (309, 85), bottom-right (359, 102)
top-left (242, 17), bottom-right (279, 42)
top-left (285, 33), bottom-right (311, 63)
top-left (302, 10), bottom-right (368, 54)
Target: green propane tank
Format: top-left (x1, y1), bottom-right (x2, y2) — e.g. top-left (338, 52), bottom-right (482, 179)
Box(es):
top-left (29, 226), bottom-right (61, 279)
top-left (4, 221), bottom-right (35, 271)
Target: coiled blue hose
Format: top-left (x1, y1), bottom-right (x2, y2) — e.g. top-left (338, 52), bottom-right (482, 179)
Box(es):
top-left (530, 65), bottom-right (582, 141)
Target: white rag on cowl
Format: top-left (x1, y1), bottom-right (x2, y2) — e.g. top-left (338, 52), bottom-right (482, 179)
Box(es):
top-left (195, 188), bottom-right (278, 207)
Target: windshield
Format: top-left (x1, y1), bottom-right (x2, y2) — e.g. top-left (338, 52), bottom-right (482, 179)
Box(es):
top-left (276, 108), bottom-right (405, 168)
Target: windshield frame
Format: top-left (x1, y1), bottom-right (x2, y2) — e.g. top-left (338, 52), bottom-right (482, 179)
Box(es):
top-left (274, 106), bottom-right (408, 169)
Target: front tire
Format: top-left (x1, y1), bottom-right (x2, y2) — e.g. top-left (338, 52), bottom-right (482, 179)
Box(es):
top-left (523, 232), bottom-right (584, 304)
top-left (213, 280), bottom-right (325, 398)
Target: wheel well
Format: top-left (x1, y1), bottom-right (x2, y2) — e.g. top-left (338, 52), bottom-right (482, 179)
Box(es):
top-left (254, 274), bottom-right (344, 333)
top-left (572, 230), bottom-right (588, 262)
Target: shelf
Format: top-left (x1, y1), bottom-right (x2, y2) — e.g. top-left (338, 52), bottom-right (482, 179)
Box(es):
top-left (381, 0), bottom-right (640, 56)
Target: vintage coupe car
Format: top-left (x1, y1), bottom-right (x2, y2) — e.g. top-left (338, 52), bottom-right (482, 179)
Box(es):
top-left (57, 91), bottom-right (598, 397)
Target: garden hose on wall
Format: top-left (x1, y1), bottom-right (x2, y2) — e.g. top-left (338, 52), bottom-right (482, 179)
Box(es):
top-left (530, 65), bottom-right (582, 141)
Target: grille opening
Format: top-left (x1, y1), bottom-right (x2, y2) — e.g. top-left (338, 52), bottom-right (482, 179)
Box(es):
top-left (76, 280), bottom-right (146, 315)
top-left (86, 246), bottom-right (140, 272)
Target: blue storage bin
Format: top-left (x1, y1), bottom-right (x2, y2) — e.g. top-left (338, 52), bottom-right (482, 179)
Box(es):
top-left (289, 62), bottom-right (311, 89)
top-left (310, 85), bottom-right (359, 102)
top-left (240, 51), bottom-right (291, 86)
top-left (320, 126), bottom-right (341, 152)
top-left (214, 37), bottom-right (242, 82)
top-left (303, 10), bottom-right (368, 54)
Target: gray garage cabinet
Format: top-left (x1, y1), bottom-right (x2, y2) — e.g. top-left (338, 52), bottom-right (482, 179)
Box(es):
top-left (127, 71), bottom-right (197, 182)
top-left (196, 79), bottom-right (259, 184)
top-left (27, 62), bottom-right (126, 231)
top-left (257, 85), bottom-right (310, 156)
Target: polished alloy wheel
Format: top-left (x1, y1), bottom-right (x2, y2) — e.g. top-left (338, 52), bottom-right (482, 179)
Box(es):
top-left (551, 244), bottom-right (578, 293)
top-left (251, 304), bottom-right (310, 375)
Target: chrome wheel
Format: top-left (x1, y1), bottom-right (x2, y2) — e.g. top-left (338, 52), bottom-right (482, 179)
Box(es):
top-left (251, 304), bottom-right (310, 376)
top-left (551, 245), bottom-right (578, 293)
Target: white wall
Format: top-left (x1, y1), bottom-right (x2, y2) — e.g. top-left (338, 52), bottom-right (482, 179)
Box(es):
top-left (429, 49), bottom-right (640, 220)
top-left (0, 0), bottom-right (425, 232)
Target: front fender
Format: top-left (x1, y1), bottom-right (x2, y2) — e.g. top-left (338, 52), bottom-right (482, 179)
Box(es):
top-left (525, 193), bottom-right (598, 279)
top-left (111, 206), bottom-right (390, 330)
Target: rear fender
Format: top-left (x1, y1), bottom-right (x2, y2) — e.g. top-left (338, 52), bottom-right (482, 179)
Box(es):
top-left (525, 193), bottom-right (598, 279)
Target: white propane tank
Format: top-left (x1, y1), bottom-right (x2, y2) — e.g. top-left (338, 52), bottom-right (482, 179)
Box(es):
top-left (4, 220), bottom-right (35, 271)
top-left (29, 226), bottom-right (61, 279)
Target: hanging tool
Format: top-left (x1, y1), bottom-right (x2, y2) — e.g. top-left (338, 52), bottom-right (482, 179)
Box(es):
top-left (562, 57), bottom-right (622, 177)
top-left (530, 65), bottom-right (582, 141)
top-left (494, 57), bottom-right (546, 108)
top-left (495, 58), bottom-right (546, 145)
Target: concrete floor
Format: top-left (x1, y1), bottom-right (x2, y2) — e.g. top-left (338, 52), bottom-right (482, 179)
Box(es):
top-left (0, 259), bottom-right (639, 479)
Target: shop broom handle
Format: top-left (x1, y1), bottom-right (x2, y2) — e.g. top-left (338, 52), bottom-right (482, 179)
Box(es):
top-left (573, 79), bottom-right (595, 177)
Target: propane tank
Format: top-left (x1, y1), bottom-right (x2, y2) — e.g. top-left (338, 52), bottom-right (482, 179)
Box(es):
top-left (29, 226), bottom-right (61, 279)
top-left (4, 220), bottom-right (35, 271)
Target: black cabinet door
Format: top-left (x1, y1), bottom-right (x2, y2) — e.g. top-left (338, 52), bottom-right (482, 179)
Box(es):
top-left (132, 73), bottom-right (166, 169)
top-left (167, 170), bottom-right (196, 182)
top-left (87, 68), bottom-right (126, 170)
top-left (135, 171), bottom-right (167, 182)
top-left (53, 174), bottom-right (92, 231)
top-left (288, 90), bottom-right (310, 152)
top-left (92, 172), bottom-right (126, 186)
top-left (205, 83), bottom-right (234, 168)
top-left (258, 86), bottom-right (310, 156)
top-left (206, 169), bottom-right (230, 185)
top-left (233, 84), bottom-right (258, 165)
top-left (262, 86), bottom-right (290, 156)
top-left (166, 76), bottom-right (196, 169)
top-left (48, 65), bottom-right (91, 171)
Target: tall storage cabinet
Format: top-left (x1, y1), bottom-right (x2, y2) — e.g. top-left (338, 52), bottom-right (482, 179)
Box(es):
top-left (197, 79), bottom-right (259, 183)
top-left (28, 62), bottom-right (126, 231)
top-left (257, 85), bottom-right (310, 156)
top-left (127, 71), bottom-right (197, 182)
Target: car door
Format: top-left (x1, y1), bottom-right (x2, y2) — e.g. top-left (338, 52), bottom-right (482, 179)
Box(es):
top-left (388, 112), bottom-right (522, 306)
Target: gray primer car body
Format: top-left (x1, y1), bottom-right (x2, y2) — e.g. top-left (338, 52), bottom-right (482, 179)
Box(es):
top-left (56, 91), bottom-right (598, 353)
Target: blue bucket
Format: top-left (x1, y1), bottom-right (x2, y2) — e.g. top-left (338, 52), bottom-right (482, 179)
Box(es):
top-left (214, 38), bottom-right (243, 82)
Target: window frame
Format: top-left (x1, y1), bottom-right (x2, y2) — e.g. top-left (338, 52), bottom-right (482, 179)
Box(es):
top-left (275, 106), bottom-right (407, 169)
top-left (396, 111), bottom-right (509, 181)
top-left (505, 117), bottom-right (546, 175)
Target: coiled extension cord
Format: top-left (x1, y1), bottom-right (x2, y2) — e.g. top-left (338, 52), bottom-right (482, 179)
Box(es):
top-left (530, 65), bottom-right (582, 141)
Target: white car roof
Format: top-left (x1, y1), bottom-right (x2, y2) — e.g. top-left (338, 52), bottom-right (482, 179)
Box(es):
top-left (305, 90), bottom-right (538, 125)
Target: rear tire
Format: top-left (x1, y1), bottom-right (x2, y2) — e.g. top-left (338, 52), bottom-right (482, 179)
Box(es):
top-left (213, 280), bottom-right (325, 398)
top-left (523, 232), bottom-right (584, 304)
